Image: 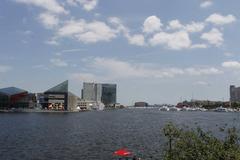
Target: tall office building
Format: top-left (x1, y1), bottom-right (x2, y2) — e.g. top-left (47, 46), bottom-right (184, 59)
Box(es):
top-left (230, 85), bottom-right (240, 102)
top-left (95, 83), bottom-right (102, 102)
top-left (82, 82), bottom-right (117, 105)
top-left (101, 84), bottom-right (117, 105)
top-left (82, 83), bottom-right (96, 101)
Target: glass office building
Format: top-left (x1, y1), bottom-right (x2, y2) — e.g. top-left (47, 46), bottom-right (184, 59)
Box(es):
top-left (101, 84), bottom-right (117, 105)
top-left (0, 87), bottom-right (30, 109)
top-left (82, 82), bottom-right (117, 106)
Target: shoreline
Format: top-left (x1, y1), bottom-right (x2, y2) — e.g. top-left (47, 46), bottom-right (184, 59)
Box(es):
top-left (0, 109), bottom-right (89, 113)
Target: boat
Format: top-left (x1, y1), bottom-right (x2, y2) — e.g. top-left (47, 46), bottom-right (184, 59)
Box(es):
top-left (214, 106), bottom-right (228, 112)
top-left (92, 102), bottom-right (105, 111)
top-left (168, 107), bottom-right (181, 111)
top-left (159, 106), bottom-right (170, 111)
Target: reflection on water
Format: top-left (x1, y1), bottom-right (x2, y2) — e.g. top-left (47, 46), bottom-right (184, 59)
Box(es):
top-left (0, 109), bottom-right (239, 160)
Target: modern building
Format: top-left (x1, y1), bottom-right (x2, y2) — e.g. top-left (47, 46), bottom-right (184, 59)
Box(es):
top-left (0, 87), bottom-right (33, 109)
top-left (82, 82), bottom-right (117, 106)
top-left (42, 80), bottom-right (80, 111)
top-left (77, 100), bottom-right (102, 110)
top-left (95, 83), bottom-right (102, 102)
top-left (81, 82), bottom-right (95, 101)
top-left (230, 85), bottom-right (240, 102)
top-left (134, 102), bottom-right (149, 107)
top-left (101, 84), bottom-right (117, 105)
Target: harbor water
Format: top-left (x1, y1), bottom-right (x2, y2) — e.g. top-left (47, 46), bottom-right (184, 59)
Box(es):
top-left (0, 109), bottom-right (240, 160)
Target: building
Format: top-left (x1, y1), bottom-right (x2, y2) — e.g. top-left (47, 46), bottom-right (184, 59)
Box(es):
top-left (230, 85), bottom-right (240, 102)
top-left (42, 80), bottom-right (80, 111)
top-left (68, 92), bottom-right (81, 111)
top-left (101, 84), bottom-right (117, 105)
top-left (0, 87), bottom-right (33, 109)
top-left (82, 82), bottom-right (96, 101)
top-left (134, 102), bottom-right (149, 107)
top-left (77, 99), bottom-right (105, 110)
top-left (95, 83), bottom-right (102, 102)
top-left (82, 82), bottom-right (117, 106)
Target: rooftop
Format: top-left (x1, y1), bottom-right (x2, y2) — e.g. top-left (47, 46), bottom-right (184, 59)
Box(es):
top-left (0, 87), bottom-right (28, 96)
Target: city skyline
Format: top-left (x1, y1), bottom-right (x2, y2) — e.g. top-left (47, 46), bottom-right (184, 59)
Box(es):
top-left (1, 0), bottom-right (240, 105)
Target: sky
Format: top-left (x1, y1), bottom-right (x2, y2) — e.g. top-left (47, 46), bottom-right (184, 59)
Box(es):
top-left (0, 0), bottom-right (240, 105)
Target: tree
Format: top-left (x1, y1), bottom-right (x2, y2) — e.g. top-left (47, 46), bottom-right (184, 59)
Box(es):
top-left (163, 123), bottom-right (240, 160)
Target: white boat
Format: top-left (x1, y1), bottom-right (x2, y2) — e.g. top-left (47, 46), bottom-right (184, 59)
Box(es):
top-left (92, 102), bottom-right (105, 111)
top-left (159, 106), bottom-right (170, 111)
top-left (169, 107), bottom-right (181, 111)
top-left (226, 108), bottom-right (236, 112)
top-left (199, 108), bottom-right (208, 112)
top-left (195, 107), bottom-right (207, 112)
top-left (181, 107), bottom-right (196, 111)
top-left (214, 106), bottom-right (228, 112)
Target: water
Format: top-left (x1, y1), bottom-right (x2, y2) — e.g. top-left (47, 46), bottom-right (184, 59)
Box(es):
top-left (0, 109), bottom-right (239, 160)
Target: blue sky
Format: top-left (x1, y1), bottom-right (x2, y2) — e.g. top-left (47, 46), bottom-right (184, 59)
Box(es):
top-left (0, 0), bottom-right (240, 105)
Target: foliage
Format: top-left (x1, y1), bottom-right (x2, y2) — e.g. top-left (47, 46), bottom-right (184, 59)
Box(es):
top-left (163, 123), bottom-right (240, 160)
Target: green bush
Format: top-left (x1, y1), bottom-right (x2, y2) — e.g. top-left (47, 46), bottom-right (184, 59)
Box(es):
top-left (163, 123), bottom-right (240, 160)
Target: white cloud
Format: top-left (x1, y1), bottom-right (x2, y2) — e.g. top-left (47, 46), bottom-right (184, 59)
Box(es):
top-left (143, 16), bottom-right (163, 33)
top-left (190, 44), bottom-right (208, 49)
top-left (57, 19), bottom-right (117, 43)
top-left (0, 65), bottom-right (12, 73)
top-left (15, 0), bottom-right (67, 14)
top-left (62, 48), bottom-right (87, 53)
top-left (167, 20), bottom-right (183, 30)
top-left (55, 48), bottom-right (87, 56)
top-left (39, 12), bottom-right (59, 29)
top-left (200, 1), bottom-right (213, 8)
top-left (222, 61), bottom-right (240, 69)
top-left (72, 57), bottom-right (223, 81)
top-left (108, 17), bottom-right (128, 34)
top-left (126, 34), bottom-right (145, 46)
top-left (70, 73), bottom-right (98, 82)
top-left (91, 57), bottom-right (185, 79)
top-left (50, 58), bottom-right (68, 67)
top-left (149, 31), bottom-right (192, 50)
top-left (185, 22), bottom-right (205, 33)
top-left (224, 52), bottom-right (234, 57)
top-left (67, 0), bottom-right (98, 11)
top-left (167, 20), bottom-right (205, 33)
top-left (108, 17), bottom-right (146, 46)
top-left (206, 13), bottom-right (236, 25)
top-left (45, 38), bottom-right (59, 45)
top-left (201, 28), bottom-right (223, 46)
top-left (32, 64), bottom-right (49, 70)
top-left (185, 67), bottom-right (223, 76)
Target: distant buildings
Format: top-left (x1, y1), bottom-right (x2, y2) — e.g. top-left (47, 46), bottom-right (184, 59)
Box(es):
top-left (0, 80), bottom-right (119, 111)
top-left (230, 85), bottom-right (240, 102)
top-left (82, 82), bottom-right (117, 106)
top-left (134, 102), bottom-right (149, 107)
top-left (0, 87), bottom-right (35, 109)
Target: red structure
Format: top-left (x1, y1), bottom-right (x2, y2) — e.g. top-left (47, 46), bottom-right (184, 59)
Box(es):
top-left (0, 87), bottom-right (30, 109)
top-left (114, 148), bottom-right (132, 157)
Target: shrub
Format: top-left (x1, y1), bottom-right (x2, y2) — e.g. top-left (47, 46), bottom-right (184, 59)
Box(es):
top-left (163, 123), bottom-right (240, 160)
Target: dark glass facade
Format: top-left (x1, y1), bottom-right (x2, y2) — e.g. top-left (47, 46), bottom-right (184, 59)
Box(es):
top-left (101, 84), bottom-right (117, 105)
top-left (0, 87), bottom-right (29, 109)
top-left (43, 81), bottom-right (69, 111)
